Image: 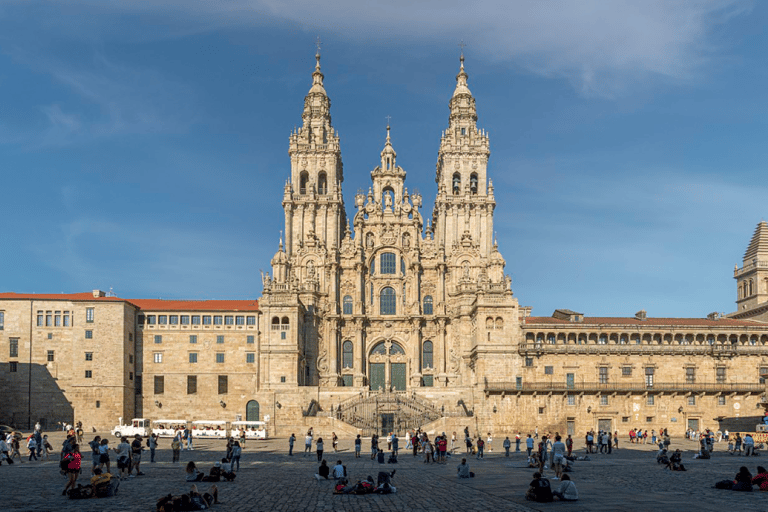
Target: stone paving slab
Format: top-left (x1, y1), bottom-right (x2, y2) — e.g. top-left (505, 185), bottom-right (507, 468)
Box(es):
top-left (5, 432), bottom-right (768, 511)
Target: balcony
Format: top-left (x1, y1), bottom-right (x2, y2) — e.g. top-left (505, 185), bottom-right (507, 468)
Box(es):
top-left (516, 343), bottom-right (768, 357)
top-left (484, 380), bottom-right (764, 395)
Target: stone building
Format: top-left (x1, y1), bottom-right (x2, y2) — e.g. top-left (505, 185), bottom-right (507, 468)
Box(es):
top-left (2, 53), bottom-right (768, 437)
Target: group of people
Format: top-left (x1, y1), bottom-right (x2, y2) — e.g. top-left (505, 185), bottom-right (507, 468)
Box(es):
top-left (716, 466), bottom-right (768, 491)
top-left (0, 428), bottom-right (53, 464)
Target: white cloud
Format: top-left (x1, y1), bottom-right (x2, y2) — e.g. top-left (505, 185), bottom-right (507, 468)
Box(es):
top-left (8, 0), bottom-right (749, 96)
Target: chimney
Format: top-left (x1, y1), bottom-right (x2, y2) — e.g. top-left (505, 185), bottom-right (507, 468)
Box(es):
top-left (634, 310), bottom-right (647, 321)
top-left (92, 290), bottom-right (106, 298)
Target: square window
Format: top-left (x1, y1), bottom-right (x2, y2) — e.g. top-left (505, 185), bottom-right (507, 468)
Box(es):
top-left (538, 407), bottom-right (545, 414)
top-left (216, 353), bottom-right (225, 364)
top-left (281, 332), bottom-right (286, 340)
top-left (85, 352), bottom-right (93, 361)
top-left (154, 375), bottom-right (164, 395)
top-left (525, 357), bottom-right (533, 367)
top-left (158, 315), bottom-right (167, 325)
top-left (187, 375), bottom-right (197, 394)
top-left (646, 416), bottom-right (654, 422)
top-left (247, 335), bottom-right (254, 344)
top-left (96, 401), bottom-right (101, 408)
top-left (146, 315), bottom-right (156, 325)
top-left (246, 353), bottom-right (255, 363)
top-left (246, 316), bottom-right (256, 325)
top-left (154, 335), bottom-right (162, 344)
top-left (214, 316), bottom-right (223, 325)
top-left (169, 315), bottom-right (179, 325)
top-left (599, 367), bottom-right (609, 384)
top-left (600, 395), bottom-right (609, 406)
top-left (760, 367), bottom-right (768, 385)
top-left (0, 311), bottom-right (4, 330)
top-left (63, 313), bottom-right (70, 327)
top-left (203, 316), bottom-right (212, 325)
top-left (280, 376), bottom-right (286, 383)
top-left (567, 394), bottom-right (575, 406)
top-left (129, 355), bottom-right (134, 364)
top-left (622, 366), bottom-right (632, 376)
top-left (647, 395), bottom-right (655, 406)
top-left (190, 335), bottom-right (197, 344)
top-left (47, 350), bottom-right (54, 362)
top-left (189, 353), bottom-right (198, 363)
top-left (85, 370), bottom-right (92, 378)
top-left (225, 316), bottom-right (234, 325)
top-left (622, 416), bottom-right (629, 423)
top-left (216, 335), bottom-right (224, 344)
top-left (687, 396), bottom-right (696, 406)
top-left (9, 338), bottom-right (18, 357)
top-left (716, 367), bottom-right (726, 383)
top-left (47, 333), bottom-right (52, 339)
top-left (423, 375), bottom-right (434, 387)
top-left (685, 367), bottom-right (695, 383)
top-left (718, 396), bottom-right (726, 406)
top-left (181, 315), bottom-right (190, 325)
top-left (218, 375), bottom-right (228, 394)
top-left (85, 330), bottom-right (93, 339)
top-left (37, 312), bottom-right (43, 326)
top-left (54, 314), bottom-right (61, 327)
top-left (129, 371), bottom-right (133, 380)
top-left (515, 376), bottom-right (522, 390)
top-left (544, 366), bottom-right (553, 375)
top-left (128, 332), bottom-right (133, 341)
top-left (191, 315), bottom-right (201, 325)
top-left (236, 316), bottom-right (245, 325)
top-left (86, 308), bottom-right (94, 323)
top-left (9, 361), bottom-right (17, 372)
top-left (154, 353), bottom-right (163, 363)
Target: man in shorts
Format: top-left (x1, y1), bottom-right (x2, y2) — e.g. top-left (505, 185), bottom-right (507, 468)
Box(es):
top-left (551, 435), bottom-right (566, 480)
top-left (114, 436), bottom-right (131, 480)
top-left (130, 434), bottom-right (145, 477)
top-left (355, 434), bottom-right (362, 458)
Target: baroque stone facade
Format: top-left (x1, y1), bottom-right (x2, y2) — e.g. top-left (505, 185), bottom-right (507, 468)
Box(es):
top-left (2, 53), bottom-right (768, 438)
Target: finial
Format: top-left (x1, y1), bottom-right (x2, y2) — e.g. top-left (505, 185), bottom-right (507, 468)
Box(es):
top-left (385, 116), bottom-right (391, 142)
top-left (459, 40), bottom-right (466, 63)
top-left (315, 36), bottom-right (322, 71)
top-left (279, 230), bottom-right (284, 250)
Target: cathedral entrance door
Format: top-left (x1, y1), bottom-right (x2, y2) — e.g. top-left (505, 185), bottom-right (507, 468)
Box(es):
top-left (368, 341), bottom-right (407, 391)
top-left (380, 413), bottom-right (395, 437)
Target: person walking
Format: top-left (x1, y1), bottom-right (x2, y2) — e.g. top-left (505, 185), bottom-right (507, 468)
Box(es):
top-left (304, 431), bottom-right (313, 457)
top-left (516, 432), bottom-right (521, 452)
top-left (171, 436), bottom-right (181, 463)
top-left (62, 444), bottom-right (82, 496)
top-left (289, 433), bottom-right (296, 456)
top-left (354, 434), bottom-right (361, 458)
top-left (316, 437), bottom-right (324, 462)
top-left (503, 437), bottom-right (511, 457)
top-left (231, 441), bottom-right (242, 472)
top-left (526, 434), bottom-right (534, 458)
top-left (486, 433), bottom-right (493, 453)
top-left (27, 435), bottom-right (38, 461)
top-left (565, 435), bottom-right (573, 457)
top-left (332, 432), bottom-right (338, 453)
top-left (98, 439), bottom-right (111, 473)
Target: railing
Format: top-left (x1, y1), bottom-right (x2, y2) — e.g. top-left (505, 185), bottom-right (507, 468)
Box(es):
top-left (335, 390), bottom-right (443, 436)
top-left (517, 343), bottom-right (767, 356)
top-left (735, 260), bottom-right (768, 277)
top-left (485, 381), bottom-right (764, 394)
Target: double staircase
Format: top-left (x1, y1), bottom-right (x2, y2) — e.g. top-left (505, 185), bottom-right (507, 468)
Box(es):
top-left (333, 390), bottom-right (442, 436)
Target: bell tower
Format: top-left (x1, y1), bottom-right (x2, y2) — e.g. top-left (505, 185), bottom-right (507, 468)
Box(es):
top-left (283, 49), bottom-right (346, 258)
top-left (432, 53), bottom-right (495, 257)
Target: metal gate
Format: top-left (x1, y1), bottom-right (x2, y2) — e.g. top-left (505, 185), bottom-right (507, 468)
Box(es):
top-left (598, 418), bottom-right (612, 433)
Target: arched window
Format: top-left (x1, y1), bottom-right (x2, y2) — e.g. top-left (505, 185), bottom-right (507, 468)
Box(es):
top-left (246, 400), bottom-right (260, 421)
top-left (370, 257), bottom-right (375, 275)
top-left (380, 287), bottom-right (396, 315)
top-left (271, 317), bottom-right (280, 326)
top-left (381, 252), bottom-right (396, 274)
top-left (422, 340), bottom-right (433, 369)
top-left (452, 173), bottom-right (461, 195)
top-left (470, 173), bottom-right (478, 195)
top-left (423, 296), bottom-right (433, 315)
top-left (318, 172), bottom-right (327, 195)
top-left (749, 280), bottom-right (754, 296)
top-left (401, 258), bottom-right (405, 275)
top-left (281, 317), bottom-right (290, 325)
top-left (342, 341), bottom-right (353, 368)
top-left (299, 171), bottom-right (309, 194)
top-left (342, 295), bottom-right (353, 315)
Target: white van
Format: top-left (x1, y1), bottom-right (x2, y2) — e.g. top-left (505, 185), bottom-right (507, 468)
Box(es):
top-left (230, 421), bottom-right (268, 439)
top-left (111, 418), bottom-right (150, 438)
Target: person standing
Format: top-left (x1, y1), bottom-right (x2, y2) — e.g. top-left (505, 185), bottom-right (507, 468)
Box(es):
top-left (98, 439), bottom-right (111, 474)
top-left (526, 434), bottom-right (534, 458)
top-left (239, 428), bottom-right (246, 448)
top-left (316, 437), bottom-right (324, 462)
top-left (130, 435), bottom-right (144, 477)
top-left (515, 432), bottom-right (521, 452)
top-left (451, 432), bottom-right (457, 454)
top-left (230, 441), bottom-right (242, 472)
top-left (289, 433), bottom-right (296, 456)
top-left (371, 434), bottom-right (379, 460)
top-left (88, 436), bottom-right (101, 473)
top-left (486, 433), bottom-right (493, 453)
top-left (149, 434), bottom-right (158, 463)
top-left (476, 437), bottom-right (485, 460)
top-left (62, 444), bottom-right (82, 496)
top-left (304, 431), bottom-right (313, 457)
top-left (354, 434), bottom-right (361, 458)
top-left (503, 437), bottom-right (511, 457)
top-left (392, 434), bottom-right (399, 456)
top-left (184, 426), bottom-right (193, 451)
top-left (552, 435), bottom-right (566, 480)
top-left (332, 432), bottom-right (338, 453)
top-left (34, 429), bottom-right (43, 459)
top-left (171, 436), bottom-right (181, 463)
top-left (565, 435), bottom-right (573, 457)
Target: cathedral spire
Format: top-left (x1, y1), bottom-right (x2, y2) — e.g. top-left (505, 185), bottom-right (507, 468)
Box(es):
top-left (380, 123), bottom-right (397, 171)
top-left (453, 53), bottom-right (472, 98)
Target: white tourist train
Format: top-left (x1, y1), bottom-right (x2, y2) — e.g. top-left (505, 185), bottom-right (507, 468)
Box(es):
top-left (230, 421), bottom-right (268, 439)
top-left (111, 418), bottom-right (150, 438)
top-left (191, 420), bottom-right (229, 438)
top-left (151, 419), bottom-right (188, 438)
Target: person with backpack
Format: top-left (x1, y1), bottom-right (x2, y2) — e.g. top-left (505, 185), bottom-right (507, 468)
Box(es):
top-left (526, 472), bottom-right (554, 502)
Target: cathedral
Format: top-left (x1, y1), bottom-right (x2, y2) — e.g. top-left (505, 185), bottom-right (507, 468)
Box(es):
top-left (2, 52), bottom-right (768, 439)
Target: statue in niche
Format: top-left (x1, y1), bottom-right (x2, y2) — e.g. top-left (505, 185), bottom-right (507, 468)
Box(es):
top-left (366, 232), bottom-right (374, 249)
top-left (463, 262), bottom-right (470, 278)
top-left (402, 232), bottom-right (410, 250)
top-left (307, 260), bottom-right (315, 278)
top-left (384, 190), bottom-right (393, 209)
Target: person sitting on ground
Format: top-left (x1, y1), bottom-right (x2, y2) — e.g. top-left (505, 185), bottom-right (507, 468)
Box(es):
top-left (332, 460), bottom-right (346, 479)
top-left (667, 449), bottom-right (686, 471)
top-left (186, 461), bottom-right (204, 482)
top-left (527, 451), bottom-right (540, 468)
top-left (91, 467), bottom-right (120, 497)
top-left (188, 484), bottom-right (219, 509)
top-left (552, 474), bottom-right (579, 501)
top-left (752, 466), bottom-right (768, 491)
top-left (377, 449), bottom-right (386, 464)
top-left (218, 459), bottom-right (236, 481)
top-left (733, 466), bottom-right (753, 492)
top-left (457, 458), bottom-right (474, 478)
top-left (202, 461), bottom-right (225, 482)
top-left (315, 459), bottom-right (330, 480)
top-left (525, 472), bottom-right (554, 503)
top-left (375, 470), bottom-right (397, 493)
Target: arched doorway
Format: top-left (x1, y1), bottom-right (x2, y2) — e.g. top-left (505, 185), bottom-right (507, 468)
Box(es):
top-left (369, 340), bottom-right (407, 391)
top-left (246, 400), bottom-right (260, 421)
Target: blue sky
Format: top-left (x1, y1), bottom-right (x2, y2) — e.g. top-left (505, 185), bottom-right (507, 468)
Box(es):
top-left (0, 0), bottom-right (766, 318)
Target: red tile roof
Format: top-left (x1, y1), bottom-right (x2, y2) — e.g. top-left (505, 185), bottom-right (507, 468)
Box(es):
top-left (129, 299), bottom-right (259, 312)
top-left (524, 316), bottom-right (766, 327)
top-left (0, 293), bottom-right (259, 312)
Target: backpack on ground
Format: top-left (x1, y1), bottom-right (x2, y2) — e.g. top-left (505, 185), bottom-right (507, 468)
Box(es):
top-left (67, 484), bottom-right (94, 499)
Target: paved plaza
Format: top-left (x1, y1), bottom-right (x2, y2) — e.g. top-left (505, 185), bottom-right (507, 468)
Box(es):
top-left (5, 431), bottom-right (768, 511)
